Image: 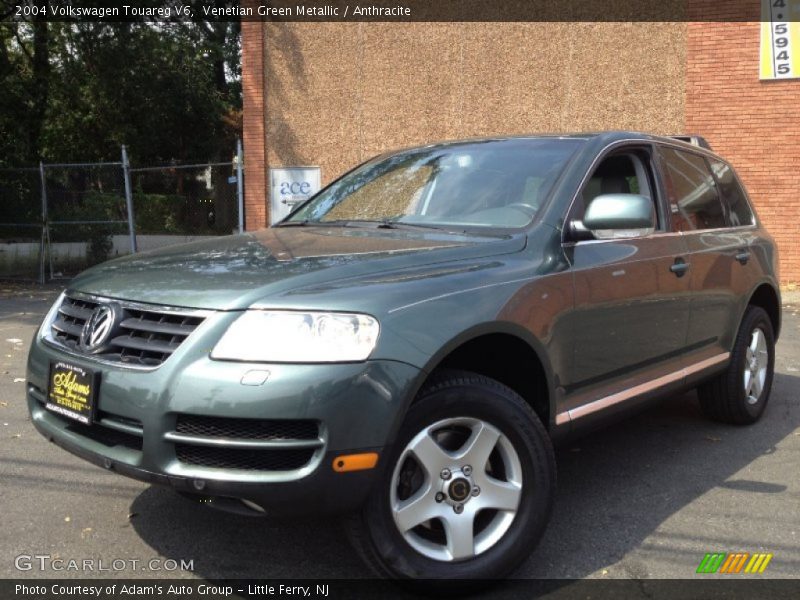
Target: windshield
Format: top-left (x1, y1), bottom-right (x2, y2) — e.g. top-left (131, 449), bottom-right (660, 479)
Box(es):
top-left (284, 138), bottom-right (583, 229)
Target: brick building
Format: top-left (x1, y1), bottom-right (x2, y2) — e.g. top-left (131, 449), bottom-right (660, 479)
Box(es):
top-left (241, 21), bottom-right (800, 286)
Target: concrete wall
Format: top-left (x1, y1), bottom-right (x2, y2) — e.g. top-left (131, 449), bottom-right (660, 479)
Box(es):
top-left (242, 21), bottom-right (687, 227)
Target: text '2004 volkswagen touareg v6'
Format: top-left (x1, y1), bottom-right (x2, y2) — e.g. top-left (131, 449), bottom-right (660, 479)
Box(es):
top-left (28, 132), bottom-right (780, 580)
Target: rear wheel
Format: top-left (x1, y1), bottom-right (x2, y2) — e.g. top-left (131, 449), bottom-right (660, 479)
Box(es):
top-left (346, 370), bottom-right (555, 581)
top-left (698, 306), bottom-right (775, 425)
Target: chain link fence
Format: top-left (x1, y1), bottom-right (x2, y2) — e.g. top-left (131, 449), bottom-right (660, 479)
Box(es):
top-left (44, 160), bottom-right (130, 280)
top-left (0, 142), bottom-right (244, 282)
top-left (0, 166), bottom-right (45, 280)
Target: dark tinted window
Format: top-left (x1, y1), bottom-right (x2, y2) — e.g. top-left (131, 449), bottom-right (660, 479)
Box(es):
top-left (658, 147), bottom-right (726, 231)
top-left (708, 158), bottom-right (755, 227)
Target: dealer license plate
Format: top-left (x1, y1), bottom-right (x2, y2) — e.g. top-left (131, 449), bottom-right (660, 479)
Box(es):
top-left (45, 361), bottom-right (99, 425)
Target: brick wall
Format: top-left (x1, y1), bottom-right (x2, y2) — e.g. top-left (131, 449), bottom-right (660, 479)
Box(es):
top-left (241, 16), bottom-right (267, 230)
top-left (686, 21), bottom-right (800, 286)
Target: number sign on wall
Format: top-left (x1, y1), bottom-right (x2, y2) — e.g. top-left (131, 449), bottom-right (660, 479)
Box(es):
top-left (761, 0), bottom-right (800, 80)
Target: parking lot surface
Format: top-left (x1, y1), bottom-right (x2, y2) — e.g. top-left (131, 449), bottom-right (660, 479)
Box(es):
top-left (1, 283), bottom-right (798, 580)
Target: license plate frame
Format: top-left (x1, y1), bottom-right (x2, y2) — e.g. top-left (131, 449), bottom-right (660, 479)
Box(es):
top-left (45, 361), bottom-right (99, 426)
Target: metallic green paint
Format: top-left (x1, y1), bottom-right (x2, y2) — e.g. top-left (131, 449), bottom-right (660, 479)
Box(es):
top-left (25, 131), bottom-right (780, 516)
top-left (68, 227), bottom-right (525, 310)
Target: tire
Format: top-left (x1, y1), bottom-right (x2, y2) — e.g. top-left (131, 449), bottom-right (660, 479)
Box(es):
top-left (698, 306), bottom-right (775, 425)
top-left (346, 369), bottom-right (555, 582)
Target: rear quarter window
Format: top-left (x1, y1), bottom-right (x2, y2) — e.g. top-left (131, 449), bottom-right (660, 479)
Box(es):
top-left (708, 158), bottom-right (756, 227)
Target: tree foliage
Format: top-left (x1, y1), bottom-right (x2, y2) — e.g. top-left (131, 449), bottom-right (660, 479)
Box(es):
top-left (0, 2), bottom-right (242, 166)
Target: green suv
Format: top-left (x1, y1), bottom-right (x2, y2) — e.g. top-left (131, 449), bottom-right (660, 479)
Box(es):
top-left (27, 132), bottom-right (779, 580)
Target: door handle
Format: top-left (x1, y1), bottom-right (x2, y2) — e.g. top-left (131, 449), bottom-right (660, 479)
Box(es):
top-left (735, 250), bottom-right (750, 265)
top-left (670, 258), bottom-right (689, 277)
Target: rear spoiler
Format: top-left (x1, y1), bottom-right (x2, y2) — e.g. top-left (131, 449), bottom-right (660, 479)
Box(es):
top-left (668, 135), bottom-right (712, 150)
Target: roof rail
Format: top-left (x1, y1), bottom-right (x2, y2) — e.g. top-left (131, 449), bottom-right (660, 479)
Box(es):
top-left (668, 135), bottom-right (712, 150)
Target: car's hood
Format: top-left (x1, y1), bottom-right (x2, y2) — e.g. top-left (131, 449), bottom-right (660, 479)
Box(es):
top-left (69, 226), bottom-right (526, 310)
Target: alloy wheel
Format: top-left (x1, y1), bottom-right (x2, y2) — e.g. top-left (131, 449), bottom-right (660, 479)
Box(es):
top-left (389, 417), bottom-right (523, 562)
top-left (743, 327), bottom-right (769, 405)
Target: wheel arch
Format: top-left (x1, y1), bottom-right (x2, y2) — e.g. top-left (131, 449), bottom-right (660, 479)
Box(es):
top-left (746, 282), bottom-right (781, 340)
top-left (405, 322), bottom-right (556, 431)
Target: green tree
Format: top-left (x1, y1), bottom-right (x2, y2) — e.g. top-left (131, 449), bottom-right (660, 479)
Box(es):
top-left (0, 3), bottom-right (242, 166)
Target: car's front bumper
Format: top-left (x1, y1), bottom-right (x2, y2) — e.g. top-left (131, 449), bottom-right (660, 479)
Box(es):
top-left (26, 321), bottom-right (422, 516)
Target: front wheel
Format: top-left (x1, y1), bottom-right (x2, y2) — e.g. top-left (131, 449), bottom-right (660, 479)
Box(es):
top-left (698, 306), bottom-right (775, 425)
top-left (346, 370), bottom-right (555, 580)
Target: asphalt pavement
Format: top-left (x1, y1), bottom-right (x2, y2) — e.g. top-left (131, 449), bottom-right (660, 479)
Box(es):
top-left (1, 283), bottom-right (798, 583)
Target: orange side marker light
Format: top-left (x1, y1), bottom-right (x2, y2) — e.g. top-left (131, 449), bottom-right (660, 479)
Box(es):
top-left (333, 452), bottom-right (379, 472)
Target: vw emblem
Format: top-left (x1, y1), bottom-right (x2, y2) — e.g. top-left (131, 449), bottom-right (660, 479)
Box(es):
top-left (80, 304), bottom-right (118, 352)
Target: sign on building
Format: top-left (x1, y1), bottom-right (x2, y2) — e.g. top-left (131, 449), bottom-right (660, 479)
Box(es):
top-left (269, 166), bottom-right (321, 224)
top-left (761, 0), bottom-right (800, 79)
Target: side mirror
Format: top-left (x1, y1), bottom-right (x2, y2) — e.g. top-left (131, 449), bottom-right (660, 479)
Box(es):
top-left (581, 194), bottom-right (655, 239)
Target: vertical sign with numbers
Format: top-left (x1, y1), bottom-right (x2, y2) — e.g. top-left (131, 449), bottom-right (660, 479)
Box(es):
top-left (761, 0), bottom-right (800, 79)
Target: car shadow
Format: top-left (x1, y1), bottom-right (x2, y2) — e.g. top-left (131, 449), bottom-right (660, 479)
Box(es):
top-left (129, 372), bottom-right (800, 580)
top-left (526, 372), bottom-right (800, 578)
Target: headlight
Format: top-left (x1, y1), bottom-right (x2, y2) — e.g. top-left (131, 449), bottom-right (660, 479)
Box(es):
top-left (39, 292), bottom-right (66, 339)
top-left (211, 311), bottom-right (380, 363)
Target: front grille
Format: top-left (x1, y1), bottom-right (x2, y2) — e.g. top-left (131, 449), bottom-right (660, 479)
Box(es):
top-left (50, 294), bottom-right (206, 367)
top-left (98, 412), bottom-right (144, 432)
top-left (65, 421), bottom-right (144, 451)
top-left (175, 445), bottom-right (315, 471)
top-left (175, 415), bottom-right (318, 441)
top-left (171, 415), bottom-right (322, 472)
top-left (52, 296), bottom-right (96, 341)
top-left (30, 384), bottom-right (145, 452)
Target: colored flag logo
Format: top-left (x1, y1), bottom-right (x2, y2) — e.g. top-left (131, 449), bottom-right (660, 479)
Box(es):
top-left (696, 552), bottom-right (773, 574)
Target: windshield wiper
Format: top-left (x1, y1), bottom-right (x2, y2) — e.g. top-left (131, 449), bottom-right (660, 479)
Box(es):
top-left (376, 220), bottom-right (464, 233)
top-left (280, 218), bottom-right (467, 234)
top-left (277, 219), bottom-right (353, 228)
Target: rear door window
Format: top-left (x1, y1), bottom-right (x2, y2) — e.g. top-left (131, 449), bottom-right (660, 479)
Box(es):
top-left (658, 147), bottom-right (726, 231)
top-left (708, 159), bottom-right (755, 227)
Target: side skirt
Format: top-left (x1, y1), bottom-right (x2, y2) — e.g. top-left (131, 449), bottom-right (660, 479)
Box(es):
top-left (555, 352), bottom-right (730, 426)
